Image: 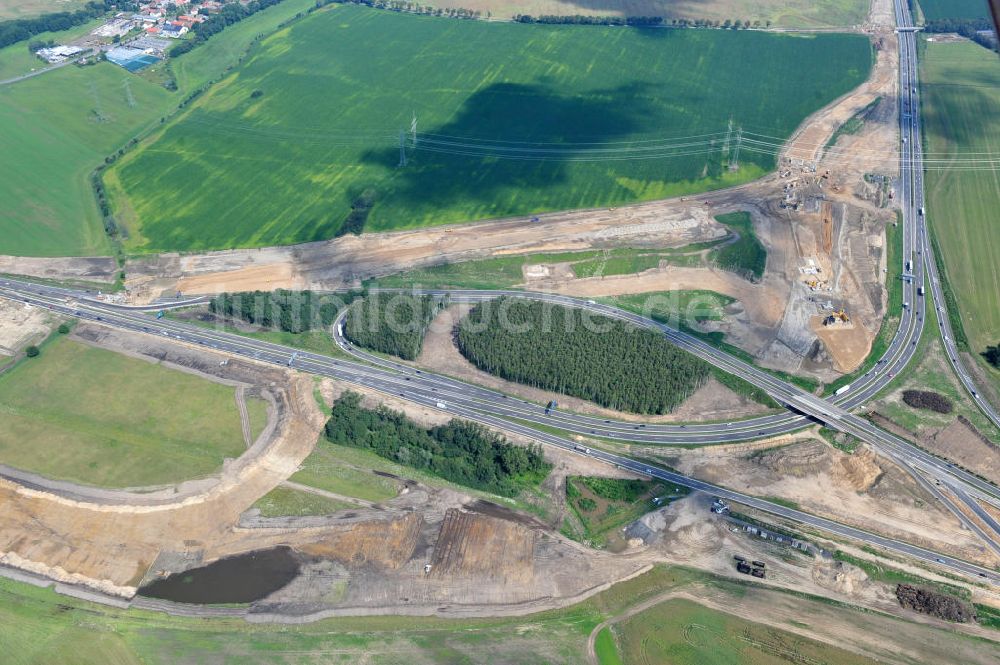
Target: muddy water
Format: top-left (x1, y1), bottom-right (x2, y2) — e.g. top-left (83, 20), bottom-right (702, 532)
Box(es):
top-left (139, 546), bottom-right (300, 604)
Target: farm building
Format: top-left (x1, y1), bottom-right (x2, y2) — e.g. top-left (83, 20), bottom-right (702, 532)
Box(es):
top-left (35, 45), bottom-right (84, 63)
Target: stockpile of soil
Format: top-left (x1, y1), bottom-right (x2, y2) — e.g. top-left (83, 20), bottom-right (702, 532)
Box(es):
top-left (895, 584), bottom-right (976, 623)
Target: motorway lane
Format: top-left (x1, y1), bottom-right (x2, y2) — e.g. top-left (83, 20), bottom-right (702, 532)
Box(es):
top-left (893, 2), bottom-right (1000, 431)
top-left (334, 290), bottom-right (1000, 509)
top-left (4, 284), bottom-right (996, 582)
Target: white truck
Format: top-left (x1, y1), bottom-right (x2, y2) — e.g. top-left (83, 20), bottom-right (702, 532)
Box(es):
top-left (834, 384), bottom-right (851, 397)
top-left (436, 401), bottom-right (447, 410)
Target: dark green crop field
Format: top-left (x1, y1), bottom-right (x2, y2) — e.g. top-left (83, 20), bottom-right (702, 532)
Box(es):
top-left (107, 4), bottom-right (871, 253)
top-left (918, 0), bottom-right (990, 20)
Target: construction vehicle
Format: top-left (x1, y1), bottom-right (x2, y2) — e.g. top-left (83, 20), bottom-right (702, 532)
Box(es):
top-left (752, 560), bottom-right (766, 568)
top-left (751, 568), bottom-right (766, 579)
top-left (733, 554), bottom-right (747, 562)
top-left (711, 498), bottom-right (730, 514)
top-left (833, 309), bottom-right (849, 322)
top-left (736, 561), bottom-right (752, 575)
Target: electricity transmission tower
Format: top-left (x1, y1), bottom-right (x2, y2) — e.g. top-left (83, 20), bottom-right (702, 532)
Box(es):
top-left (730, 126), bottom-right (743, 171)
top-left (410, 112), bottom-right (418, 148)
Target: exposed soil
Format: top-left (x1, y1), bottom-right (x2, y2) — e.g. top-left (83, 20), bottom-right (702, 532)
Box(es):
top-left (430, 509), bottom-right (535, 584)
top-left (0, 297), bottom-right (58, 355)
top-left (124, 202), bottom-right (725, 300)
top-left (0, 255), bottom-right (116, 284)
top-left (646, 437), bottom-right (1000, 568)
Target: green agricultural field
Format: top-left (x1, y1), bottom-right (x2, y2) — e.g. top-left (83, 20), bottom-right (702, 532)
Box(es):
top-left (0, 0), bottom-right (87, 20)
top-left (918, 0), bottom-right (990, 20)
top-left (0, 62), bottom-right (175, 256)
top-left (0, 0), bottom-right (315, 258)
top-left (920, 40), bottom-right (1000, 389)
top-left (107, 4), bottom-right (871, 253)
top-left (614, 597), bottom-right (875, 665)
top-left (0, 336), bottom-right (254, 487)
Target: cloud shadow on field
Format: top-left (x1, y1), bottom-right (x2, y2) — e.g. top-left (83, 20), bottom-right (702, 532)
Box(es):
top-left (360, 80), bottom-right (656, 216)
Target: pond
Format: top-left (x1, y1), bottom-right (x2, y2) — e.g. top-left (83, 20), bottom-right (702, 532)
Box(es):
top-left (138, 546), bottom-right (300, 604)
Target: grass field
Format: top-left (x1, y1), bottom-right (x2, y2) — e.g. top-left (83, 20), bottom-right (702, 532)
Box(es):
top-left (1, 562), bottom-right (995, 664)
top-left (107, 4), bottom-right (871, 253)
top-left (563, 476), bottom-right (688, 549)
top-left (920, 40), bottom-right (1000, 389)
top-left (250, 485), bottom-right (351, 517)
top-left (918, 0), bottom-right (990, 20)
top-left (0, 336), bottom-right (251, 487)
top-left (614, 597), bottom-right (875, 665)
top-left (288, 441), bottom-right (400, 502)
top-left (0, 0), bottom-right (86, 20)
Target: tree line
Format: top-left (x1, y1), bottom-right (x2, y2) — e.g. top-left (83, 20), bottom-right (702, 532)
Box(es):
top-left (316, 0), bottom-right (485, 19)
top-left (0, 1), bottom-right (125, 50)
top-left (456, 298), bottom-right (710, 414)
top-left (923, 17), bottom-right (997, 50)
top-left (514, 15), bottom-right (769, 29)
top-left (171, 0), bottom-right (289, 57)
top-left (208, 289), bottom-right (363, 333)
top-left (325, 391), bottom-right (550, 496)
top-left (343, 293), bottom-right (443, 359)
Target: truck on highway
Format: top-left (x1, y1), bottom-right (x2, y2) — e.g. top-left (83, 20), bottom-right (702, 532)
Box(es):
top-left (834, 384), bottom-right (851, 396)
top-left (905, 260), bottom-right (912, 272)
top-left (918, 206), bottom-right (925, 216)
top-left (545, 400), bottom-right (558, 415)
top-left (573, 444), bottom-right (591, 454)
top-left (917, 286), bottom-right (925, 296)
top-left (436, 401), bottom-right (447, 410)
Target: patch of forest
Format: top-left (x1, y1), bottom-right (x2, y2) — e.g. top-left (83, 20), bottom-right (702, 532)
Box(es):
top-left (208, 289), bottom-right (363, 333)
top-left (455, 298), bottom-right (710, 414)
top-left (324, 391), bottom-right (550, 496)
top-left (343, 293), bottom-right (444, 359)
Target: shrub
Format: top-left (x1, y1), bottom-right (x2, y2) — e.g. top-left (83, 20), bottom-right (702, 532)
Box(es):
top-left (25, 345), bottom-right (39, 358)
top-left (901, 389), bottom-right (953, 414)
top-left (57, 324), bottom-right (70, 334)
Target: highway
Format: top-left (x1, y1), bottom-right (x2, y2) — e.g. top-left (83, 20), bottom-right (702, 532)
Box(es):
top-left (893, 0), bottom-right (1000, 432)
top-left (0, 279), bottom-right (996, 583)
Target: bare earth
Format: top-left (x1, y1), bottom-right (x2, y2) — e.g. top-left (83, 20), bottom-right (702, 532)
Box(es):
top-left (646, 436), bottom-right (1000, 568)
top-left (0, 298), bottom-right (59, 355)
